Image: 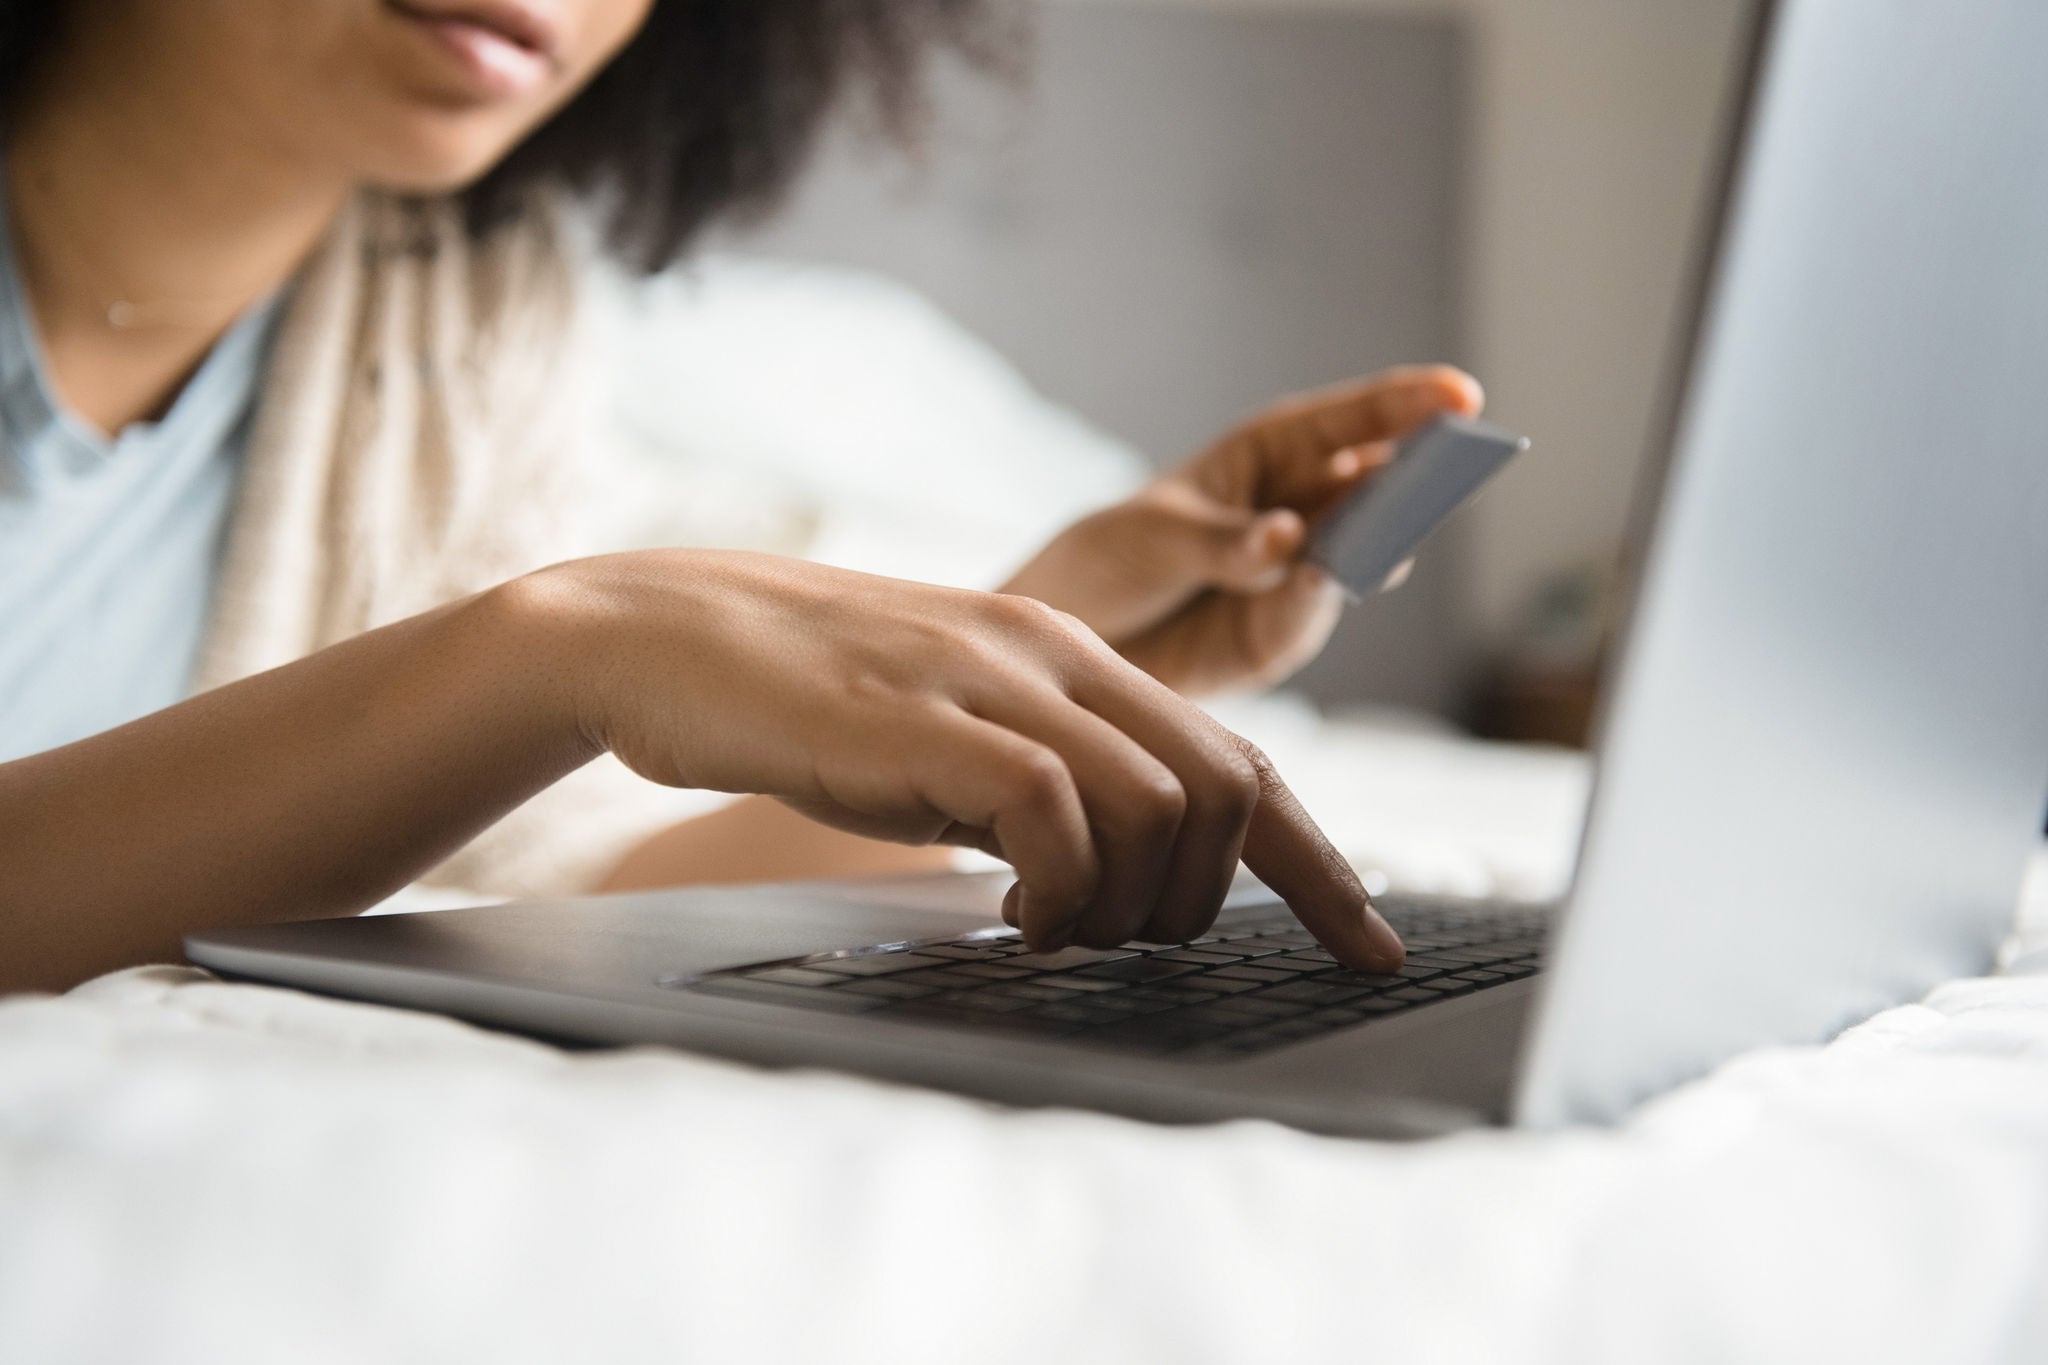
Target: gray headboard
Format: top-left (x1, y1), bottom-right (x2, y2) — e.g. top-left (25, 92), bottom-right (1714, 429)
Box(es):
top-left (722, 3), bottom-right (1469, 711)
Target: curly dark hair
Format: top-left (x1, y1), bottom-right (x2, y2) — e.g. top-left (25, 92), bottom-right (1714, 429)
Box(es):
top-left (0, 0), bottom-right (1013, 272)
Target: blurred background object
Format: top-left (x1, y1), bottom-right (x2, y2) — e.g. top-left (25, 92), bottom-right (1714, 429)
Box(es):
top-left (590, 0), bottom-right (1752, 739)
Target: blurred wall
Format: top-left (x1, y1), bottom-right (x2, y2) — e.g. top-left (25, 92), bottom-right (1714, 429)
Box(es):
top-left (1442, 0), bottom-right (1753, 650)
top-left (722, 3), bottom-right (1470, 712)
top-left (721, 0), bottom-right (1753, 714)
top-left (1059, 0), bottom-right (1752, 660)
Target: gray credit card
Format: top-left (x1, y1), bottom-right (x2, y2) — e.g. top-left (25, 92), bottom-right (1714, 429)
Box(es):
top-left (1306, 413), bottom-right (1529, 599)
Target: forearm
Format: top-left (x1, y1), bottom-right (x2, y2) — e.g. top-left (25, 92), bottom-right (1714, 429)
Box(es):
top-left (0, 584), bottom-right (594, 992)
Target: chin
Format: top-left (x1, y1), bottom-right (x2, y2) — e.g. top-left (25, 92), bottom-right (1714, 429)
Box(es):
top-left (354, 115), bottom-right (537, 195)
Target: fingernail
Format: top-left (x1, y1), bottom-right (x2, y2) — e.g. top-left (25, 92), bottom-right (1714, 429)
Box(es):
top-left (1359, 902), bottom-right (1405, 972)
top-left (1257, 509), bottom-right (1303, 554)
top-left (1330, 448), bottom-right (1363, 478)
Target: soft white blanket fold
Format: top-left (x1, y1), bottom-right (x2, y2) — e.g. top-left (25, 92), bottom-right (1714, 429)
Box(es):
top-left (3, 801), bottom-right (2042, 1364)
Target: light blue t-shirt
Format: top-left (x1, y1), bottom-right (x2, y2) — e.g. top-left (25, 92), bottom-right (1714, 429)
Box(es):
top-left (0, 187), bottom-right (278, 764)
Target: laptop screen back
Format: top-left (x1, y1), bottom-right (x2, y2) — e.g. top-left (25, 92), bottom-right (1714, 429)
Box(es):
top-left (1514, 0), bottom-right (2048, 1127)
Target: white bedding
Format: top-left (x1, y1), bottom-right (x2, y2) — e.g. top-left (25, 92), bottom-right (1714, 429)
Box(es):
top-left (2, 725), bottom-right (2043, 1364)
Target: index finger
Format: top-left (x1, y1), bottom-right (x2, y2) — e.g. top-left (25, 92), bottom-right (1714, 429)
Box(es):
top-left (1276, 364), bottom-right (1484, 453)
top-left (1234, 742), bottom-right (1406, 973)
top-left (1204, 365), bottom-right (1485, 510)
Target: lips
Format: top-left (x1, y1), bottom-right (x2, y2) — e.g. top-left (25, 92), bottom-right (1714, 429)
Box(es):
top-left (385, 0), bottom-right (565, 99)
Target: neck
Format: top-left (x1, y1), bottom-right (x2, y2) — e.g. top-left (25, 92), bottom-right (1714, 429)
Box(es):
top-left (5, 13), bottom-right (351, 434)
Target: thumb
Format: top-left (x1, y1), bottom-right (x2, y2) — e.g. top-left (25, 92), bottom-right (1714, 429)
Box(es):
top-left (1139, 490), bottom-right (1306, 595)
top-left (1220, 507), bottom-right (1309, 592)
top-left (1043, 486), bottom-right (1314, 645)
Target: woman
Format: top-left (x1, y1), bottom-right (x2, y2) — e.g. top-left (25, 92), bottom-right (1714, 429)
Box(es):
top-left (0, 0), bottom-right (1482, 993)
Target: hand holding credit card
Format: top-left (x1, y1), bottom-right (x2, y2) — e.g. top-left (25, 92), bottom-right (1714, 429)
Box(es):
top-left (1307, 414), bottom-right (1530, 599)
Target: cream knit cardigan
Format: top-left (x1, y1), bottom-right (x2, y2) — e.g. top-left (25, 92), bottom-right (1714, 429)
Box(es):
top-left (192, 193), bottom-right (676, 899)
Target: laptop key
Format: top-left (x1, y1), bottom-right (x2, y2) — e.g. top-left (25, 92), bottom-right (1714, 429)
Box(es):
top-left (1073, 958), bottom-right (1203, 983)
top-left (918, 945), bottom-right (1004, 961)
top-left (1030, 974), bottom-right (1127, 993)
top-left (1319, 970), bottom-right (1404, 990)
top-left (1205, 966), bottom-right (1295, 984)
top-left (978, 983), bottom-right (1078, 1003)
top-left (1002, 946), bottom-right (1140, 971)
top-left (807, 953), bottom-right (955, 977)
top-left (1180, 975), bottom-right (1268, 994)
top-left (1147, 949), bottom-right (1246, 965)
top-left (1118, 985), bottom-right (1208, 1005)
top-left (1212, 942), bottom-right (1288, 959)
top-left (948, 963), bottom-right (1037, 980)
top-left (1255, 958), bottom-right (1341, 976)
top-left (1150, 973), bottom-right (1231, 991)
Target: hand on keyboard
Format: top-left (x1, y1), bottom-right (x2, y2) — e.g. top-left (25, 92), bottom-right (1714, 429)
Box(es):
top-left (518, 551), bottom-right (1404, 972)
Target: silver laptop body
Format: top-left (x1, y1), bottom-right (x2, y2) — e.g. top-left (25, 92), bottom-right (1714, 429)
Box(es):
top-left (187, 0), bottom-right (2048, 1137)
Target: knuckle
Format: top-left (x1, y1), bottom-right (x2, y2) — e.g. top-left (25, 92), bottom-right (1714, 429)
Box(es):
top-left (1116, 770), bottom-right (1187, 839)
top-left (1233, 737), bottom-right (1282, 791)
top-left (991, 593), bottom-right (1067, 635)
top-left (1210, 748), bottom-right (1263, 819)
top-left (999, 747), bottom-right (1072, 813)
top-left (1003, 596), bottom-right (1099, 654)
top-left (948, 629), bottom-right (1016, 680)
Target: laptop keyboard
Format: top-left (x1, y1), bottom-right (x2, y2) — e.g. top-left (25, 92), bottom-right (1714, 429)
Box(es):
top-left (671, 897), bottom-right (1545, 1060)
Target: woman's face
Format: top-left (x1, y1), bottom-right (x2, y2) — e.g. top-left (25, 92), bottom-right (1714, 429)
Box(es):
top-left (92, 0), bottom-right (655, 191)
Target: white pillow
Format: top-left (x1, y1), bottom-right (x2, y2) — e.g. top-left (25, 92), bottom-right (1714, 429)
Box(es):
top-left (584, 253), bottom-right (1149, 590)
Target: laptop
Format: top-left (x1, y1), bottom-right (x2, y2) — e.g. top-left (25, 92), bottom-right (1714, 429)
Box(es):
top-left (187, 0), bottom-right (2048, 1136)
